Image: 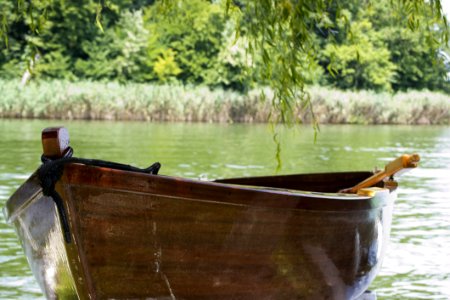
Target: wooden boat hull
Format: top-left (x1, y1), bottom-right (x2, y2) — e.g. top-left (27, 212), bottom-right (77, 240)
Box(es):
top-left (5, 164), bottom-right (395, 300)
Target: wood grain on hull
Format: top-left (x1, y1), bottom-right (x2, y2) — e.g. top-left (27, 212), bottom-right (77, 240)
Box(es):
top-left (5, 164), bottom-right (395, 299)
top-left (45, 164), bottom-right (395, 300)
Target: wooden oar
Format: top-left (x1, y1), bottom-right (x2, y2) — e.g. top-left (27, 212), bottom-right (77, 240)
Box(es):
top-left (341, 154), bottom-right (420, 194)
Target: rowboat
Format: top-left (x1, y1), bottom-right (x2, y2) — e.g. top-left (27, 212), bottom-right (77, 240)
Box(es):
top-left (4, 127), bottom-right (419, 300)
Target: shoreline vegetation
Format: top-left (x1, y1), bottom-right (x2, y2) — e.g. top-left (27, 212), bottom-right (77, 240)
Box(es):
top-left (0, 80), bottom-right (448, 125)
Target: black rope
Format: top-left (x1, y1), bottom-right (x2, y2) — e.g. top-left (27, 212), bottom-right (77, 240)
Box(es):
top-left (38, 147), bottom-right (161, 243)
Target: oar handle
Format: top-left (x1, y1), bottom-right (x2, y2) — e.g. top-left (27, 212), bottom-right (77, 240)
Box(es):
top-left (342, 154), bottom-right (420, 193)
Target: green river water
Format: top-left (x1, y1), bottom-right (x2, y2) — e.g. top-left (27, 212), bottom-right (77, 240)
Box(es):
top-left (0, 119), bottom-right (449, 299)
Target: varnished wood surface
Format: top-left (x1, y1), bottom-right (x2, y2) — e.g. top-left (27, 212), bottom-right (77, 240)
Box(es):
top-left (41, 127), bottom-right (70, 158)
top-left (63, 165), bottom-right (389, 211)
top-left (5, 163), bottom-right (396, 299)
top-left (54, 164), bottom-right (394, 299)
top-left (346, 154), bottom-right (419, 193)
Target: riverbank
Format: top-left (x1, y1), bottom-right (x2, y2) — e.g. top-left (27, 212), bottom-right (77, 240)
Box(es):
top-left (0, 80), bottom-right (448, 124)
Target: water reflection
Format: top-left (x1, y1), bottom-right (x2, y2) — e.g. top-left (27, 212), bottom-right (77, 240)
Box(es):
top-left (0, 120), bottom-right (449, 299)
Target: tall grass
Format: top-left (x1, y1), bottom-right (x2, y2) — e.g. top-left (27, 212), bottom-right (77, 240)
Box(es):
top-left (0, 80), bottom-right (448, 124)
top-left (302, 87), bottom-right (450, 125)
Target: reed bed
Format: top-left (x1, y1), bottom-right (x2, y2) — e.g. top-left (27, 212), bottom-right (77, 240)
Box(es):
top-left (0, 80), bottom-right (448, 124)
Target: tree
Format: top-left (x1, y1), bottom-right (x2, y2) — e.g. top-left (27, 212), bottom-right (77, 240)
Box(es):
top-left (229, 0), bottom-right (448, 123)
top-left (370, 2), bottom-right (449, 91)
top-left (143, 0), bottom-right (243, 86)
top-left (0, 0), bottom-right (448, 123)
top-left (316, 0), bottom-right (448, 92)
top-left (74, 10), bottom-right (158, 82)
top-left (321, 19), bottom-right (397, 91)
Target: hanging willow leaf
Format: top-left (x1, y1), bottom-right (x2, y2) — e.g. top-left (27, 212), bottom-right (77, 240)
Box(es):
top-left (96, 1), bottom-right (104, 32)
top-left (1, 14), bottom-right (8, 47)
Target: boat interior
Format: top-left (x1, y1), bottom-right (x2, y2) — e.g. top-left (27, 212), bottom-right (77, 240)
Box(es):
top-left (215, 171), bottom-right (377, 193)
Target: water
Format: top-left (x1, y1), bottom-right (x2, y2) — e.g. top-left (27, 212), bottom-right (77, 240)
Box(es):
top-left (0, 119), bottom-right (449, 299)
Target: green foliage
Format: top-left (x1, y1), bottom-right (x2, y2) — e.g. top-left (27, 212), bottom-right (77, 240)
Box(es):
top-left (382, 26), bottom-right (448, 91)
top-left (199, 0), bottom-right (448, 130)
top-left (234, 0), bottom-right (323, 123)
top-left (317, 1), bottom-right (450, 92)
top-left (370, 2), bottom-right (449, 91)
top-left (153, 49), bottom-right (181, 82)
top-left (33, 50), bottom-right (75, 80)
top-left (0, 0), bottom-right (448, 99)
top-left (0, 0), bottom-right (252, 89)
top-left (75, 10), bottom-right (157, 82)
top-left (0, 0), bottom-right (123, 79)
top-left (144, 0), bottom-right (235, 85)
top-left (322, 19), bottom-right (397, 91)
top-left (202, 20), bottom-right (256, 91)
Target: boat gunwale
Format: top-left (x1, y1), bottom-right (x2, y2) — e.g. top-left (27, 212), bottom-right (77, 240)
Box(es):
top-left (62, 163), bottom-right (395, 211)
top-left (5, 163), bottom-right (396, 222)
